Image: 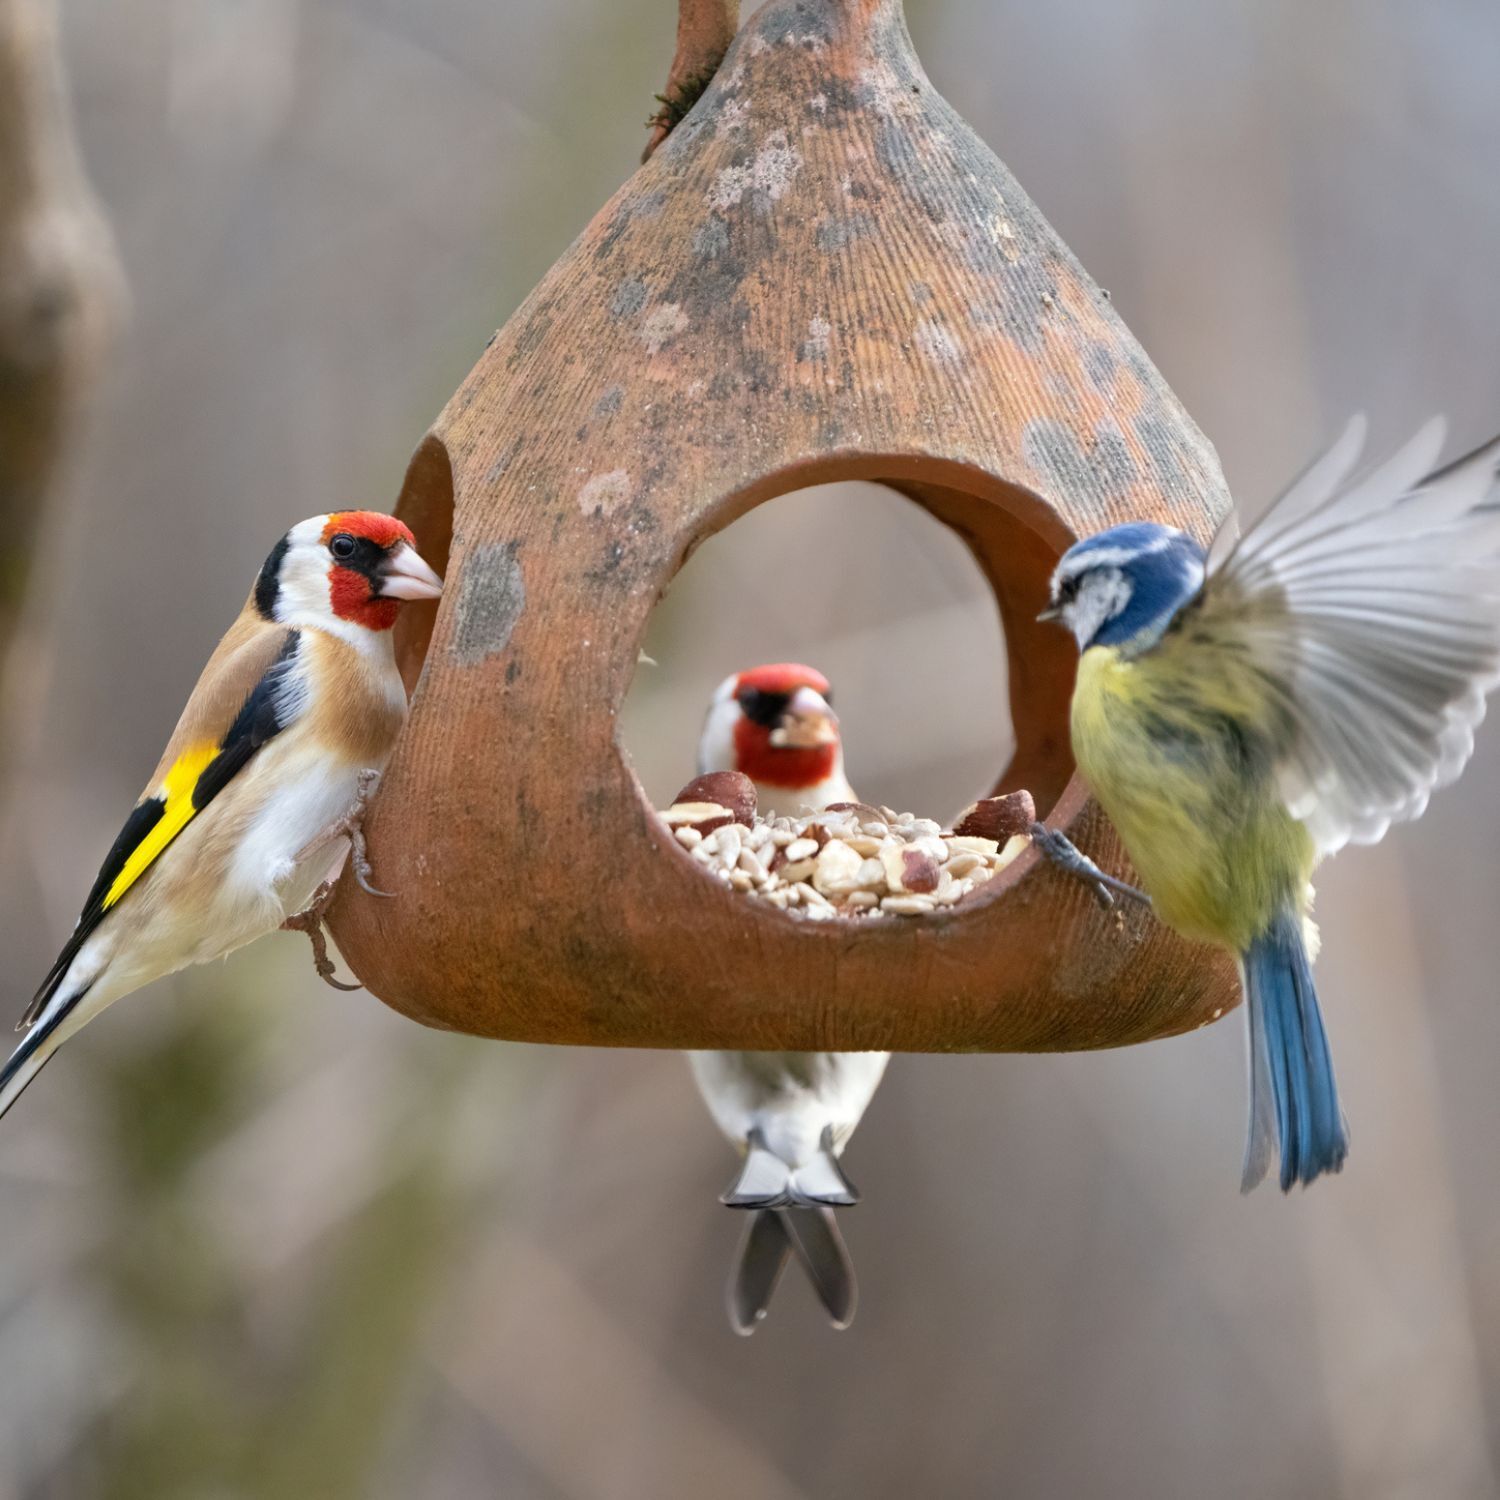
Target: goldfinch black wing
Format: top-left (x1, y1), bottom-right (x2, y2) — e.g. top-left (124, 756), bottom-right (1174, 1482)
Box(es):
top-left (24, 622), bottom-right (306, 1027)
top-left (1202, 416), bottom-right (1500, 854)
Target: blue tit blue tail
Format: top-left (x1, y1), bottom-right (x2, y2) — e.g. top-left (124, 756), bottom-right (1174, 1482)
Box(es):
top-left (1240, 911), bottom-right (1349, 1192)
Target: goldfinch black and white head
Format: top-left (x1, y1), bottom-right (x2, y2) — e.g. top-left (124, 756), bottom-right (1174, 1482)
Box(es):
top-left (255, 510), bottom-right (442, 635)
top-left (698, 661), bottom-right (853, 813)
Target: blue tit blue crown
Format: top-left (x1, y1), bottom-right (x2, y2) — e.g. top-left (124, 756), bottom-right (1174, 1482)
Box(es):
top-left (1047, 522), bottom-right (1207, 653)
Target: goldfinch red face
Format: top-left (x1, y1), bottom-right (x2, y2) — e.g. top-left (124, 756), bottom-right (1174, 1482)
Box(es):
top-left (256, 510), bottom-right (444, 633)
top-left (700, 663), bottom-right (845, 794)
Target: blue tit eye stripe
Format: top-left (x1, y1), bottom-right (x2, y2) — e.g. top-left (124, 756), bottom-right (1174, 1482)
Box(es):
top-left (1053, 523), bottom-right (1195, 579)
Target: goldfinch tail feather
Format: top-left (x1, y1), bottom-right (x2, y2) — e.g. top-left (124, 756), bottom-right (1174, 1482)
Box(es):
top-left (0, 991), bottom-right (83, 1121)
top-left (728, 1209), bottom-right (794, 1335)
top-left (781, 1208), bottom-right (857, 1329)
top-left (727, 1207), bottom-right (857, 1333)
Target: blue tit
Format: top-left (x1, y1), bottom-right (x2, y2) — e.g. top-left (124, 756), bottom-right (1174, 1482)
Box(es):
top-left (1040, 416), bottom-right (1500, 1191)
top-left (691, 663), bottom-right (889, 1333)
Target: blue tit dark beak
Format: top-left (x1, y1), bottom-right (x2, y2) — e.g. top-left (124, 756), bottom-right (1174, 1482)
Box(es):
top-left (1037, 604), bottom-right (1062, 624)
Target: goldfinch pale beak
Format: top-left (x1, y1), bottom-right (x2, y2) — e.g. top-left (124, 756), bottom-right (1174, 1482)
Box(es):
top-left (378, 543), bottom-right (444, 601)
top-left (770, 685), bottom-right (840, 749)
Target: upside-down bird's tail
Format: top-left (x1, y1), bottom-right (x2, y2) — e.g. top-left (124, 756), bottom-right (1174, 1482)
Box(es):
top-left (1240, 910), bottom-right (1349, 1192)
top-left (721, 1127), bottom-right (860, 1333)
top-left (727, 1208), bottom-right (857, 1334)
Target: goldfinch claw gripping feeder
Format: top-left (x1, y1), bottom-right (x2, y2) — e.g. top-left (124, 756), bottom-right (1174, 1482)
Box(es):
top-left (329, 0), bottom-right (1240, 1050)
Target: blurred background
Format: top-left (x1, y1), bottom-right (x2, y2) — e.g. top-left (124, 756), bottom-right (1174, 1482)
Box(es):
top-left (1, 0), bottom-right (1498, 1494)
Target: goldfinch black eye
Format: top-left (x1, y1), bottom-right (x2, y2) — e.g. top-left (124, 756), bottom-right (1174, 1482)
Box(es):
top-left (736, 687), bottom-right (790, 727)
top-left (330, 534), bottom-right (357, 560)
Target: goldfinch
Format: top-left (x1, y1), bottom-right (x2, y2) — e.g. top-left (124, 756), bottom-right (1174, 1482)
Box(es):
top-left (4, 511), bottom-right (443, 1120)
top-left (1040, 418), bottom-right (1500, 1190)
top-left (692, 664), bottom-right (889, 1333)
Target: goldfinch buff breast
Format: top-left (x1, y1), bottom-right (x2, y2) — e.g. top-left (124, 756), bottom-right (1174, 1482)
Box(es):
top-left (3, 512), bottom-right (443, 1121)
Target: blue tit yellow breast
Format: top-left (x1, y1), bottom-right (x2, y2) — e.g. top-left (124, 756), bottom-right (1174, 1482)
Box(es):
top-left (1070, 637), bottom-right (1316, 951)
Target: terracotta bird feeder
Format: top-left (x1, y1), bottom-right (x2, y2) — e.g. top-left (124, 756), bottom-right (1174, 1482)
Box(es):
top-left (327, 0), bottom-right (1241, 1051)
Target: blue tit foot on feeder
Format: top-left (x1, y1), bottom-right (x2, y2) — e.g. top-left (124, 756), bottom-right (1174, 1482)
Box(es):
top-left (1030, 823), bottom-right (1152, 911)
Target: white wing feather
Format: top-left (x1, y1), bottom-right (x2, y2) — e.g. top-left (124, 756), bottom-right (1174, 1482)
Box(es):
top-left (1208, 418), bottom-right (1500, 854)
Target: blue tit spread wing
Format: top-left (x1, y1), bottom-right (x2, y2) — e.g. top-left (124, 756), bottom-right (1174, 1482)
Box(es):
top-left (1199, 416), bottom-right (1500, 854)
top-left (24, 626), bottom-right (306, 1027)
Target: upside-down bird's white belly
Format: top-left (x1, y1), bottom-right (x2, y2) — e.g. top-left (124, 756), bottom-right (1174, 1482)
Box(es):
top-left (688, 1049), bottom-right (890, 1167)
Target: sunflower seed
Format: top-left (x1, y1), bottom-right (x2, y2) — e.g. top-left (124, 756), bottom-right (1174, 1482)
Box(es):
top-left (813, 839), bottom-right (865, 895)
top-left (882, 894), bottom-right (937, 915)
top-left (946, 835), bottom-right (1000, 857)
top-left (658, 795), bottom-right (1036, 920)
top-left (716, 825), bottom-right (743, 866)
top-left (995, 834), bottom-right (1030, 870)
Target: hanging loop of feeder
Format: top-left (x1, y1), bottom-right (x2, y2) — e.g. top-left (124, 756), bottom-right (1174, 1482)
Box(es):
top-left (326, 0), bottom-right (1240, 1052)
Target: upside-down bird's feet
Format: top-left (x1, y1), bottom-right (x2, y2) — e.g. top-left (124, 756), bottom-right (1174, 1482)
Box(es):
top-left (281, 882), bottom-right (362, 991)
top-left (1030, 823), bottom-right (1152, 912)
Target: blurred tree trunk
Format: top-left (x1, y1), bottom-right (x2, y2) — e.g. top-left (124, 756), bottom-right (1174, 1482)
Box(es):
top-left (0, 0), bottom-right (122, 686)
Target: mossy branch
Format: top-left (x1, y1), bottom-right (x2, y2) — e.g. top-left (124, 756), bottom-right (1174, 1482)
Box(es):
top-left (641, 0), bottom-right (739, 161)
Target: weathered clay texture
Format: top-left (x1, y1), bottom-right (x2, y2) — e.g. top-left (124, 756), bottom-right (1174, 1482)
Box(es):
top-left (328, 0), bottom-right (1240, 1051)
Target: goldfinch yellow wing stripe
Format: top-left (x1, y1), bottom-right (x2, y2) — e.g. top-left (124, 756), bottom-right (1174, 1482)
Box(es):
top-left (23, 629), bottom-right (305, 1029)
top-left (103, 742), bottom-right (219, 908)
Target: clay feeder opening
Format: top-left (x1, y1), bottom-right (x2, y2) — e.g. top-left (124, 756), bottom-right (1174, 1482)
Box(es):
top-left (623, 474), bottom-right (1023, 920)
top-left (328, 0), bottom-right (1240, 1052)
top-left (621, 476), bottom-right (1014, 819)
